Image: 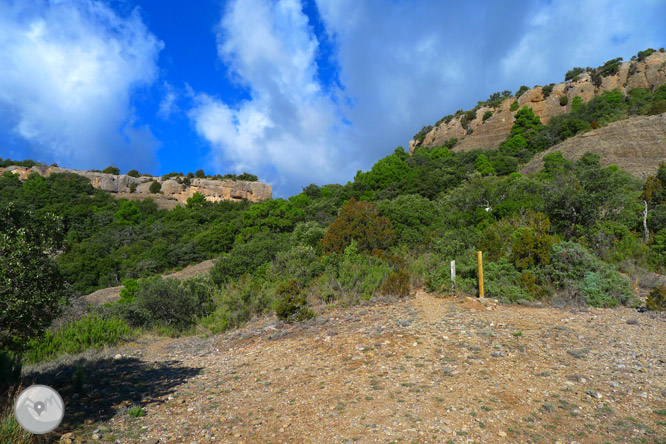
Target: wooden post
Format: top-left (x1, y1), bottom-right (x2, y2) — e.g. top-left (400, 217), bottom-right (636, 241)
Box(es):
top-left (450, 260), bottom-right (456, 289)
top-left (477, 251), bottom-right (484, 298)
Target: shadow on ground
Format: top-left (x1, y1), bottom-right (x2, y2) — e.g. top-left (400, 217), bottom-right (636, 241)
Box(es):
top-left (22, 355), bottom-right (202, 434)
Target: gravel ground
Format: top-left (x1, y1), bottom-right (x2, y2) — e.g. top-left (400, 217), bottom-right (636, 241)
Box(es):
top-left (38, 290), bottom-right (666, 443)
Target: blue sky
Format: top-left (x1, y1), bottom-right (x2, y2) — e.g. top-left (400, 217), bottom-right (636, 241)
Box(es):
top-left (0, 0), bottom-right (665, 197)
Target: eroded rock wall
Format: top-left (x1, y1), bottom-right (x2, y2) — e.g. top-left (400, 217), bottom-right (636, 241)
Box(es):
top-left (412, 51), bottom-right (666, 153)
top-left (1, 165), bottom-right (272, 207)
top-left (520, 113), bottom-right (666, 180)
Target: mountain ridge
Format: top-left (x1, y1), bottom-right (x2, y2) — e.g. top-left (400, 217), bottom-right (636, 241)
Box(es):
top-left (410, 50), bottom-right (666, 153)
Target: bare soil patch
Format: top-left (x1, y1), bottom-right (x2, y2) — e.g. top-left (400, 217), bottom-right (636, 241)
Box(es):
top-left (49, 290), bottom-right (666, 443)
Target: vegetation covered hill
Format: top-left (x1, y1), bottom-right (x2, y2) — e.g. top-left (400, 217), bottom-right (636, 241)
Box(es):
top-left (411, 48), bottom-right (666, 154)
top-left (3, 48), bottom-right (666, 442)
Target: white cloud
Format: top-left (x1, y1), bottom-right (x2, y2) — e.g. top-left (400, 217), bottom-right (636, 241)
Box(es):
top-left (192, 0), bottom-right (666, 196)
top-left (499, 1), bottom-right (666, 84)
top-left (0, 0), bottom-right (163, 170)
top-left (190, 0), bottom-right (356, 193)
top-left (158, 82), bottom-right (178, 119)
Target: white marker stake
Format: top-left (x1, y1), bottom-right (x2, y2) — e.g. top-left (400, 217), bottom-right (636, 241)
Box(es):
top-left (450, 260), bottom-right (456, 289)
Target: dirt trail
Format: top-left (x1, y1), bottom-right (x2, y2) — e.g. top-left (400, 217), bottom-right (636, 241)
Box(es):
top-left (56, 291), bottom-right (666, 443)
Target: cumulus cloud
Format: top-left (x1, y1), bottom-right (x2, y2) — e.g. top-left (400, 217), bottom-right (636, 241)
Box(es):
top-left (191, 0), bottom-right (666, 196)
top-left (189, 0), bottom-right (356, 193)
top-left (0, 0), bottom-right (163, 170)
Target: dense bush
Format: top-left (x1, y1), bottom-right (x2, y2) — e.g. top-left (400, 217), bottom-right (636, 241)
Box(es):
top-left (322, 198), bottom-right (394, 254)
top-left (102, 166), bottom-right (120, 175)
top-left (413, 125), bottom-right (433, 142)
top-left (565, 67), bottom-right (585, 82)
top-left (127, 169), bottom-right (140, 177)
top-left (0, 205), bottom-right (68, 352)
top-left (515, 85), bottom-right (529, 98)
top-left (560, 96), bottom-right (568, 106)
top-left (24, 315), bottom-right (134, 364)
top-left (646, 286), bottom-right (666, 311)
top-left (211, 231), bottom-right (290, 285)
top-left (110, 276), bottom-right (214, 330)
top-left (149, 180), bottom-right (162, 194)
top-left (274, 279), bottom-right (314, 322)
top-left (540, 242), bottom-right (632, 307)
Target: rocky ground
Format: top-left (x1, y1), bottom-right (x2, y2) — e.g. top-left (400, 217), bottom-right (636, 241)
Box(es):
top-left (26, 290), bottom-right (666, 444)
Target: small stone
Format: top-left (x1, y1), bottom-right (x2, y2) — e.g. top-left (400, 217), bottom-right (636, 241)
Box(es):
top-left (498, 431), bottom-right (507, 437)
top-left (585, 389), bottom-right (602, 399)
top-left (491, 351), bottom-right (507, 357)
top-left (144, 439), bottom-right (159, 444)
top-left (610, 382), bottom-right (619, 388)
top-left (637, 392), bottom-right (648, 398)
top-left (114, 353), bottom-right (122, 360)
top-left (91, 434), bottom-right (100, 441)
top-left (626, 319), bottom-right (639, 325)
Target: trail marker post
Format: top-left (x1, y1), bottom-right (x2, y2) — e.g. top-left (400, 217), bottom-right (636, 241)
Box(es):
top-left (477, 251), bottom-right (484, 298)
top-left (450, 260), bottom-right (456, 290)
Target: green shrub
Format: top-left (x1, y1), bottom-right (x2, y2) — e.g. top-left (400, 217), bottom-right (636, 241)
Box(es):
top-left (636, 48), bottom-right (655, 62)
top-left (540, 242), bottom-right (633, 307)
top-left (129, 405), bottom-right (146, 418)
top-left (646, 286), bottom-right (666, 311)
top-left (24, 315), bottom-right (134, 364)
top-left (510, 100), bottom-right (519, 112)
top-left (571, 96), bottom-right (583, 112)
top-left (598, 57), bottom-right (623, 77)
top-left (460, 110), bottom-right (477, 129)
top-left (129, 182), bottom-right (137, 193)
top-left (515, 85), bottom-right (529, 98)
top-left (1, 205), bottom-right (68, 352)
top-left (381, 270), bottom-right (411, 298)
top-left (102, 166), bottom-right (120, 175)
top-left (195, 169), bottom-right (206, 178)
top-left (565, 67), bottom-right (585, 82)
top-left (127, 169), bottom-right (140, 177)
top-left (647, 100), bottom-right (666, 115)
top-left (149, 180), bottom-right (161, 194)
top-left (482, 110), bottom-right (493, 122)
top-left (201, 275), bottom-right (271, 333)
top-left (413, 125), bottom-right (433, 143)
top-left (210, 232), bottom-right (290, 285)
top-left (268, 245), bottom-right (323, 285)
top-left (274, 279), bottom-right (314, 322)
top-left (560, 96), bottom-right (568, 106)
top-left (482, 259), bottom-right (530, 302)
top-left (111, 277), bottom-right (214, 331)
top-left (541, 84), bottom-right (554, 98)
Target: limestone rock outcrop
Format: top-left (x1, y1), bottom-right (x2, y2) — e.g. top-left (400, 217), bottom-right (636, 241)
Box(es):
top-left (520, 113), bottom-right (666, 180)
top-left (1, 165), bottom-right (272, 208)
top-left (411, 51), bottom-right (666, 153)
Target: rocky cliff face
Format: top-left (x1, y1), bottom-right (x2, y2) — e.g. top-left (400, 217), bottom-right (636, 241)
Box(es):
top-left (1, 165), bottom-right (272, 208)
top-left (410, 51), bottom-right (666, 153)
top-left (520, 113), bottom-right (666, 180)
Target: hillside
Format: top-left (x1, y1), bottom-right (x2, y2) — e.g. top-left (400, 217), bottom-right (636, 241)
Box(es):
top-left (410, 50), bottom-right (666, 153)
top-left (521, 113), bottom-right (666, 179)
top-left (0, 164), bottom-right (272, 209)
top-left (31, 291), bottom-right (666, 443)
